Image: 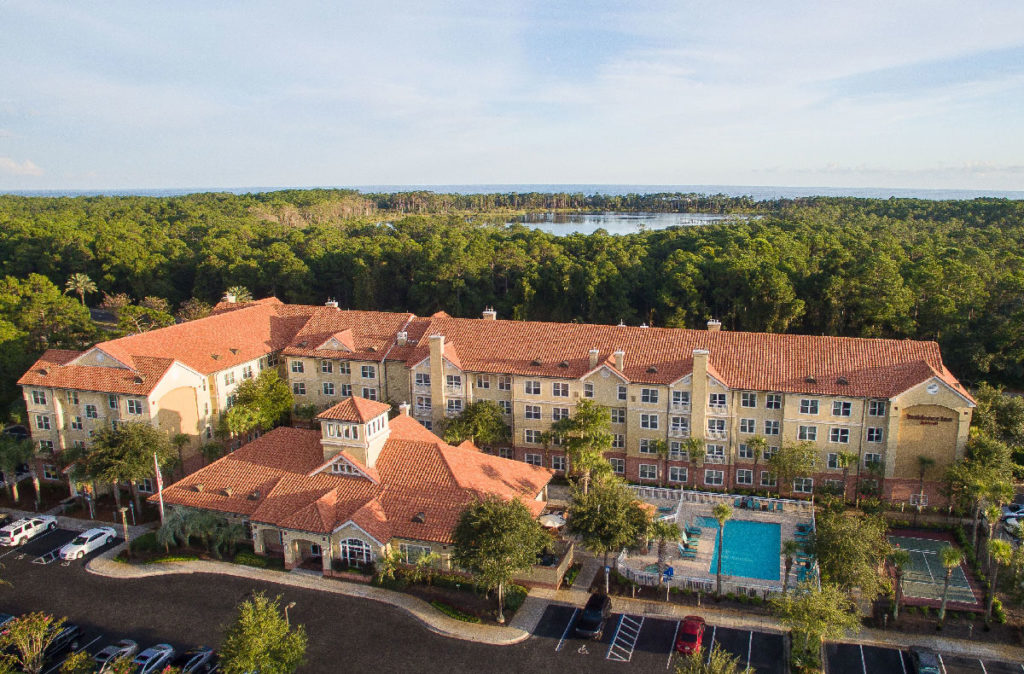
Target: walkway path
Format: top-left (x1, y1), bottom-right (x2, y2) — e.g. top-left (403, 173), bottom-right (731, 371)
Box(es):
top-left (0, 506), bottom-right (152, 539)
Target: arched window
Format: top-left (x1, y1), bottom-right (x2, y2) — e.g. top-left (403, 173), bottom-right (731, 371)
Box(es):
top-left (339, 538), bottom-right (372, 564)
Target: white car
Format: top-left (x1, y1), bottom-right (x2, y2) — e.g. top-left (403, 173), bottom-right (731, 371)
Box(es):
top-left (59, 527), bottom-right (117, 560)
top-left (0, 516), bottom-right (57, 546)
top-left (133, 644), bottom-right (176, 674)
top-left (94, 639), bottom-right (138, 671)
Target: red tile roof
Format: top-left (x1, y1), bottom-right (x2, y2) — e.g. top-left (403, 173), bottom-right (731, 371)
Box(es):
top-left (18, 350), bottom-right (174, 395)
top-left (318, 397), bottom-right (391, 423)
top-left (156, 411), bottom-right (553, 543)
top-left (281, 306), bottom-right (413, 362)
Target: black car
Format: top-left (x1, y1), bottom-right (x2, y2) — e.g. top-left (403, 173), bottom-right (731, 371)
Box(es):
top-left (910, 647), bottom-right (942, 674)
top-left (172, 647), bottom-right (217, 673)
top-left (45, 623), bottom-right (81, 655)
top-left (575, 593), bottom-right (612, 639)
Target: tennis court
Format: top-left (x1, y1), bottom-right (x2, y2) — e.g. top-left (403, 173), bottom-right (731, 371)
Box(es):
top-left (889, 535), bottom-right (978, 605)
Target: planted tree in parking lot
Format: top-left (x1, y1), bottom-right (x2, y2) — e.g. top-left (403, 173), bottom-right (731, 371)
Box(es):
top-left (452, 495), bottom-right (549, 624)
top-left (220, 592), bottom-right (307, 674)
top-left (674, 642), bottom-right (744, 674)
top-left (58, 650), bottom-right (95, 674)
top-left (0, 612), bottom-right (66, 674)
top-left (771, 581), bottom-right (859, 665)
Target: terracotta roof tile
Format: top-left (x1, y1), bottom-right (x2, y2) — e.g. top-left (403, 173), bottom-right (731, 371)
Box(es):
top-left (318, 397), bottom-right (391, 423)
top-left (18, 350), bottom-right (173, 395)
top-left (281, 307), bottom-right (413, 363)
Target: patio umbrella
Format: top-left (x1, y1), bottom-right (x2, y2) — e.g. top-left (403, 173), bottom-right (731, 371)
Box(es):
top-left (539, 513), bottom-right (567, 528)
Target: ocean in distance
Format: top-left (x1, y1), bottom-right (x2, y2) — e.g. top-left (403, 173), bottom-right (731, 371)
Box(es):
top-left (7, 183), bottom-right (1024, 201)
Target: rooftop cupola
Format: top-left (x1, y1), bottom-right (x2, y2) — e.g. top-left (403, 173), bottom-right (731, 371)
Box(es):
top-left (317, 396), bottom-right (392, 468)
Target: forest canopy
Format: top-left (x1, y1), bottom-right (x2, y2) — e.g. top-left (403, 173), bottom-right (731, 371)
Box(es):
top-left (1, 190), bottom-right (1023, 420)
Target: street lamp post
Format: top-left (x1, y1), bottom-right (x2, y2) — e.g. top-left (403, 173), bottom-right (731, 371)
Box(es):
top-left (118, 507), bottom-right (131, 559)
top-left (284, 601), bottom-right (296, 626)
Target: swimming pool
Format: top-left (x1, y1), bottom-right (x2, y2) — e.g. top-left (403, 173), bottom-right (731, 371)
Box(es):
top-left (697, 517), bottom-right (781, 581)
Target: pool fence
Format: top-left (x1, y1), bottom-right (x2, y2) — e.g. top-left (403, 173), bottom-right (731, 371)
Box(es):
top-left (614, 549), bottom-right (786, 598)
top-left (627, 485), bottom-right (815, 517)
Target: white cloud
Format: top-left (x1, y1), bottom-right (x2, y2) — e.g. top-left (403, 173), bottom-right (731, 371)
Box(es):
top-left (0, 157), bottom-right (43, 176)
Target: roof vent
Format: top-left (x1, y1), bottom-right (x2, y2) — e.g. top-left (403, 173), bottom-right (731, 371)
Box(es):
top-left (368, 346), bottom-right (377, 352)
top-left (647, 366), bottom-right (658, 373)
top-left (836, 376), bottom-right (849, 386)
top-left (222, 487), bottom-right (234, 497)
top-left (229, 348), bottom-right (239, 355)
top-left (412, 511), bottom-right (426, 524)
top-left (39, 367), bottom-right (50, 376)
top-left (133, 375), bottom-right (145, 384)
top-left (805, 375), bottom-right (817, 384)
top-left (640, 323), bottom-right (649, 329)
top-left (193, 483), bottom-right (204, 492)
top-left (325, 298), bottom-right (339, 308)
top-left (248, 489), bottom-right (261, 501)
top-left (617, 320), bottom-right (626, 327)
top-left (297, 341), bottom-right (308, 348)
top-left (531, 358), bottom-right (542, 366)
top-left (210, 354), bottom-right (220, 360)
top-left (559, 360), bottom-right (569, 368)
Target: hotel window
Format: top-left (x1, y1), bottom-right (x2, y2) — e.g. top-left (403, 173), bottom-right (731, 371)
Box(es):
top-left (361, 365), bottom-right (376, 379)
top-left (446, 374), bottom-right (462, 389)
top-left (794, 477), bottom-right (814, 494)
top-left (583, 383), bottom-right (594, 398)
top-left (291, 360), bottom-right (304, 373)
top-left (709, 392), bottom-right (726, 407)
top-left (320, 360), bottom-right (333, 374)
top-left (736, 469), bottom-right (753, 485)
top-left (765, 445), bottom-right (779, 459)
top-left (422, 420), bottom-right (432, 430)
top-left (361, 387), bottom-right (378, 400)
top-left (909, 493), bottom-right (928, 506)
top-left (552, 407), bottom-right (570, 421)
top-left (497, 447), bottom-right (514, 459)
top-left (617, 385), bottom-right (627, 401)
top-left (706, 444), bottom-right (725, 460)
top-left (760, 471), bottom-right (777, 487)
top-left (669, 467), bottom-right (688, 483)
top-left (832, 401), bottom-right (852, 417)
top-left (639, 439), bottom-right (657, 454)
top-left (38, 440), bottom-right (53, 453)
top-left (864, 453), bottom-right (882, 467)
top-left (641, 414), bottom-right (659, 430)
top-left (867, 427), bottom-right (884, 443)
top-left (525, 405), bottom-right (541, 420)
top-left (266, 353), bottom-right (280, 366)
top-left (70, 416), bottom-right (83, 430)
top-left (476, 375), bottom-right (490, 389)
top-left (551, 455), bottom-right (566, 471)
top-left (127, 399), bottom-right (144, 415)
top-left (240, 364), bottom-right (253, 379)
top-left (610, 458), bottom-right (625, 474)
top-left (226, 394), bottom-right (237, 408)
top-left (400, 543), bottom-right (433, 564)
top-left (416, 396), bottom-right (431, 410)
top-left (35, 415), bottom-right (50, 430)
top-left (738, 443), bottom-right (753, 459)
top-left (497, 375), bottom-right (511, 391)
top-left (31, 390), bottom-right (46, 405)
top-left (669, 441), bottom-right (687, 460)
top-left (799, 399), bottom-right (818, 415)
top-left (829, 427), bottom-right (850, 443)
top-left (498, 400), bottom-right (511, 415)
top-left (341, 384), bottom-right (352, 397)
top-left (740, 392), bottom-right (757, 408)
top-left (553, 382), bottom-right (569, 397)
top-left (765, 393), bottom-right (782, 410)
top-left (612, 434), bottom-right (625, 449)
top-left (672, 391), bottom-right (690, 407)
top-left (415, 373), bottom-right (430, 387)
top-left (292, 382), bottom-right (306, 395)
top-left (43, 464), bottom-right (58, 480)
top-left (447, 399), bottom-right (463, 415)
top-left (524, 429), bottom-right (542, 444)
top-left (639, 464), bottom-right (658, 480)
top-left (640, 388), bottom-right (659, 404)
top-left (708, 418), bottom-right (726, 434)
top-left (868, 400), bottom-right (887, 416)
top-left (323, 382), bottom-right (335, 396)
top-left (671, 416), bottom-right (689, 433)
top-left (525, 453), bottom-right (542, 466)
top-left (223, 371), bottom-right (235, 386)
top-left (739, 418), bottom-right (755, 434)
top-left (83, 403), bottom-right (96, 417)
top-left (525, 380), bottom-right (540, 395)
top-left (326, 423), bottom-right (337, 437)
top-left (824, 479), bottom-right (844, 494)
top-left (704, 470), bottom-right (724, 486)
top-left (610, 408), bottom-right (626, 424)
top-left (798, 425), bottom-right (817, 441)
top-left (338, 361), bottom-right (350, 375)
top-left (108, 394), bottom-right (119, 410)
top-left (827, 453), bottom-right (839, 469)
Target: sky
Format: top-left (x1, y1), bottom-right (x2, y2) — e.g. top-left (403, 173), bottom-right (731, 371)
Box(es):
top-left (2, 1), bottom-right (1024, 191)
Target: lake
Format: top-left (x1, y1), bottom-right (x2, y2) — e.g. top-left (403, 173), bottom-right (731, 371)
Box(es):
top-left (507, 211), bottom-right (748, 236)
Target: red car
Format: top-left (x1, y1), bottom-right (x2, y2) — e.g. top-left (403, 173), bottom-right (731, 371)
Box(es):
top-left (675, 615), bottom-right (706, 654)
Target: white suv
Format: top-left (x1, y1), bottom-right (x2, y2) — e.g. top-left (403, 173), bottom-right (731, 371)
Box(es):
top-left (0, 516), bottom-right (57, 546)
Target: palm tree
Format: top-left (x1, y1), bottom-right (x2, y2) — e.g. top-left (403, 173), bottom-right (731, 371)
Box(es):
top-left (712, 502), bottom-right (732, 597)
top-left (682, 437), bottom-right (704, 491)
top-left (986, 539), bottom-right (1012, 625)
top-left (889, 548), bottom-right (911, 620)
top-left (171, 433), bottom-right (190, 478)
top-left (650, 519), bottom-right (681, 587)
top-left (651, 440), bottom-right (668, 488)
top-left (781, 539), bottom-right (801, 595)
top-left (747, 436), bottom-right (767, 495)
top-left (64, 273), bottom-right (97, 306)
top-left (836, 451), bottom-right (858, 504)
top-left (984, 504), bottom-right (1002, 572)
top-left (938, 544), bottom-right (964, 625)
top-left (912, 454), bottom-right (935, 520)
top-left (224, 286), bottom-right (253, 303)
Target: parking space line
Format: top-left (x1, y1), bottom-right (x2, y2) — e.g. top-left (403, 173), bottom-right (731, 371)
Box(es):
top-left (938, 654), bottom-right (947, 674)
top-left (979, 660), bottom-right (987, 674)
top-left (900, 650), bottom-right (908, 674)
top-left (33, 547), bottom-right (63, 565)
top-left (0, 529), bottom-right (58, 560)
top-left (665, 620), bottom-right (679, 670)
top-left (555, 609), bottom-right (578, 652)
top-left (705, 626), bottom-right (717, 665)
top-left (859, 644), bottom-right (867, 674)
top-left (746, 631), bottom-right (753, 671)
top-left (42, 635), bottom-right (102, 674)
top-left (606, 614), bottom-right (643, 662)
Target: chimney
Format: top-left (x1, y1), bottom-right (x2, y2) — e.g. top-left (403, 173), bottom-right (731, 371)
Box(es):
top-left (399, 401), bottom-right (411, 416)
top-left (223, 292), bottom-right (236, 304)
top-left (396, 331), bottom-right (408, 346)
top-left (707, 319), bottom-right (722, 332)
top-left (482, 307), bottom-right (497, 321)
top-left (589, 349), bottom-right (599, 369)
top-left (429, 334), bottom-right (445, 357)
top-left (613, 350), bottom-right (625, 371)
top-left (325, 298), bottom-right (339, 309)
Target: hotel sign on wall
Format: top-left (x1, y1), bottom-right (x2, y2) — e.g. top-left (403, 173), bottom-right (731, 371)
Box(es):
top-left (905, 413), bottom-right (955, 426)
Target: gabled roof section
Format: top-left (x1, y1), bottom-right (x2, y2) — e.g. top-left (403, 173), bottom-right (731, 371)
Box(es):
top-left (308, 451), bottom-right (381, 484)
top-left (319, 396), bottom-right (391, 423)
top-left (316, 329), bottom-right (356, 352)
top-left (282, 306), bottom-right (414, 363)
top-left (17, 350), bottom-right (173, 396)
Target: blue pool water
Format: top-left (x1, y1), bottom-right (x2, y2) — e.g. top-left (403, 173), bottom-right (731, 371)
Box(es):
top-left (697, 517), bottom-right (781, 581)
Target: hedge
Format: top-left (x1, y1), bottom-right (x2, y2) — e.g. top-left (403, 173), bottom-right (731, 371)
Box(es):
top-left (430, 600), bottom-right (481, 623)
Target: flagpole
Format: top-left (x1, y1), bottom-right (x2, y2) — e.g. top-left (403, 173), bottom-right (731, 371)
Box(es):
top-left (154, 451), bottom-right (165, 525)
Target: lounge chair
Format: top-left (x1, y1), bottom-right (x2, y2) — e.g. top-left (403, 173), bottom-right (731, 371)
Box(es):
top-left (796, 523), bottom-right (813, 532)
top-left (678, 543), bottom-right (697, 559)
top-left (734, 497), bottom-right (744, 508)
top-left (686, 525), bottom-right (702, 536)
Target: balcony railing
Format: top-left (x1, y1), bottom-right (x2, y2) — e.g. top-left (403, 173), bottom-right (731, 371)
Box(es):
top-left (704, 454), bottom-right (726, 464)
top-left (414, 406), bottom-right (432, 417)
top-left (413, 382), bottom-right (431, 393)
top-left (670, 402), bottom-right (691, 413)
top-left (445, 408), bottom-right (462, 418)
top-left (445, 385), bottom-right (464, 395)
top-left (706, 429), bottom-right (728, 440)
top-left (707, 405), bottom-right (728, 415)
top-left (668, 452), bottom-right (689, 462)
top-left (668, 428), bottom-right (690, 439)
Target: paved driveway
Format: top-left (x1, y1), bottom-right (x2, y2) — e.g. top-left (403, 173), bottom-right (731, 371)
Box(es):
top-left (825, 642), bottom-right (1023, 674)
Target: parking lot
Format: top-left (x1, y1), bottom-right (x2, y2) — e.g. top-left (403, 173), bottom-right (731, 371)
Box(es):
top-left (531, 604), bottom-right (785, 673)
top-left (825, 642), bottom-right (1024, 674)
top-left (0, 526), bottom-right (121, 568)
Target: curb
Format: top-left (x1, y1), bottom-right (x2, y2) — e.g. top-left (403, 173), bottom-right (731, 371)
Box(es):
top-left (85, 549), bottom-right (534, 646)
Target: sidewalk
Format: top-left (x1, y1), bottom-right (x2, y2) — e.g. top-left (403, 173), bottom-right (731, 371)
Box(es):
top-left (0, 506), bottom-right (153, 539)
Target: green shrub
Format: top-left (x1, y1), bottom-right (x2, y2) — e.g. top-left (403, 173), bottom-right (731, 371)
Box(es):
top-left (144, 554), bottom-right (199, 564)
top-left (563, 563), bottom-right (582, 587)
top-left (505, 584), bottom-right (528, 613)
top-left (130, 532), bottom-right (159, 553)
top-left (993, 598), bottom-right (1007, 624)
top-left (430, 600), bottom-right (481, 623)
top-left (920, 606), bottom-right (930, 617)
top-left (233, 551), bottom-right (268, 568)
